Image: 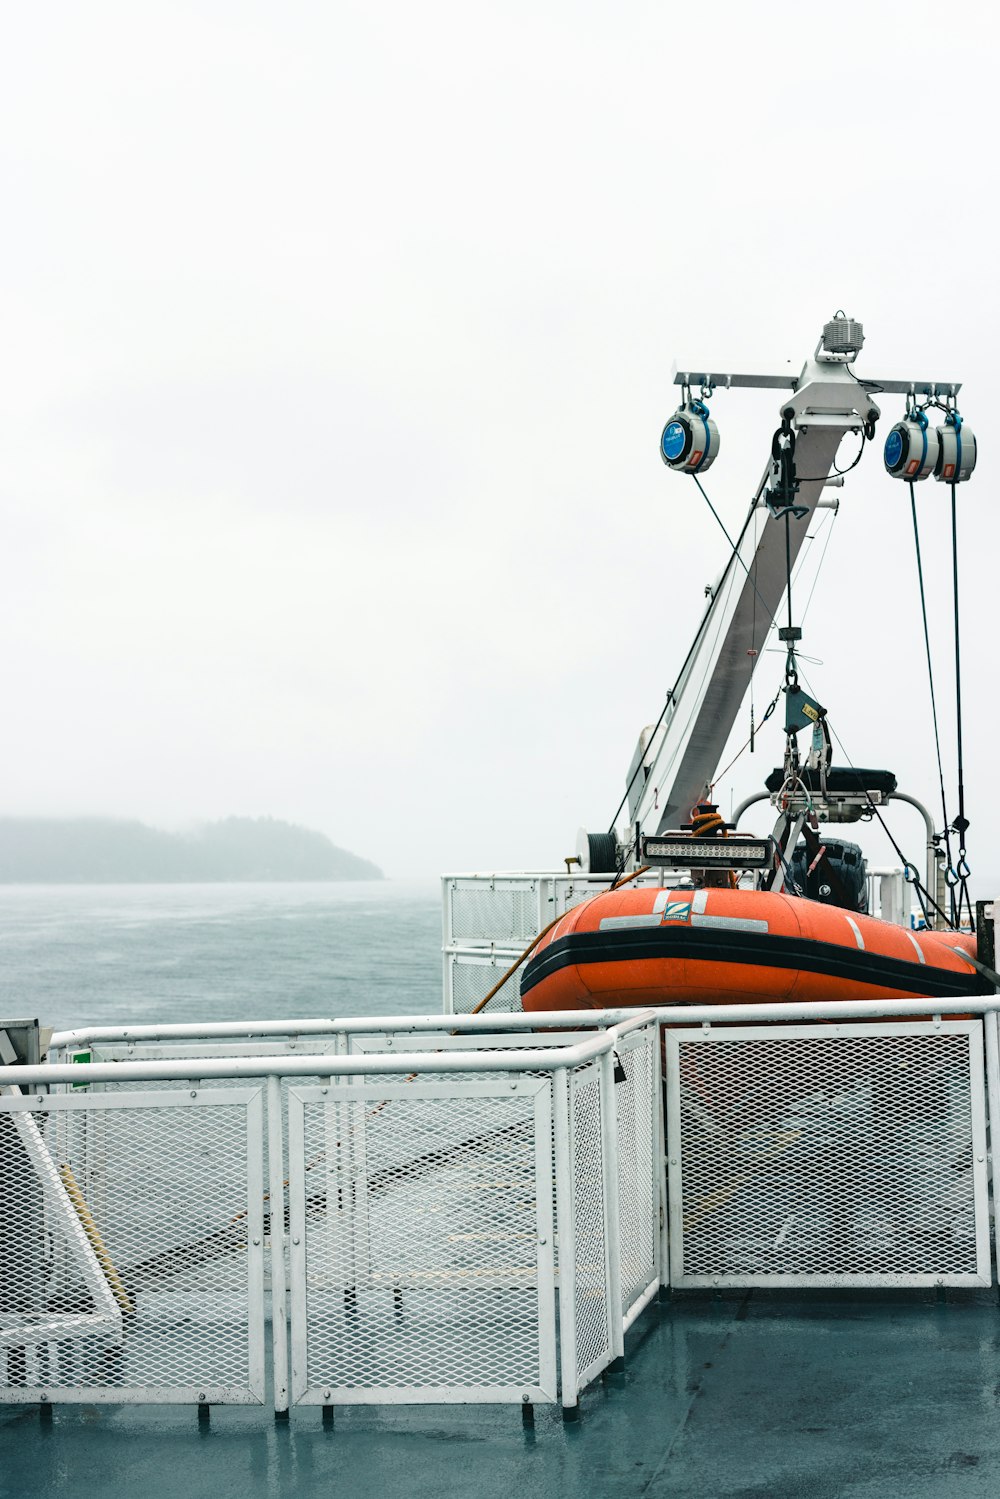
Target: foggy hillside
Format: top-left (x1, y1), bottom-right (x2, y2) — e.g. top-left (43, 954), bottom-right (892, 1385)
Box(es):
top-left (0, 817), bottom-right (382, 883)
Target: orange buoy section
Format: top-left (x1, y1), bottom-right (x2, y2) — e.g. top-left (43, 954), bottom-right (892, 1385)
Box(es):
top-left (518, 885), bottom-right (988, 1012)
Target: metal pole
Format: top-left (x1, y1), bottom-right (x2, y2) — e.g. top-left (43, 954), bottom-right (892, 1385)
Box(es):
top-left (889, 791), bottom-right (940, 928)
top-left (552, 1066), bottom-right (579, 1420)
top-left (983, 1012), bottom-right (1000, 1289)
top-left (731, 792), bottom-right (770, 829)
top-left (266, 1075), bottom-right (289, 1419)
top-left (599, 1049), bottom-right (625, 1371)
top-left (656, 1027), bottom-right (670, 1296)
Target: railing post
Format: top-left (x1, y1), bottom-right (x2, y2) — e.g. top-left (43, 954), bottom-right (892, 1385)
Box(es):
top-left (657, 1024), bottom-right (671, 1295)
top-left (552, 1065), bottom-right (578, 1419)
top-left (983, 1012), bottom-right (1000, 1288)
top-left (267, 1075), bottom-right (289, 1418)
top-left (599, 1048), bottom-right (625, 1370)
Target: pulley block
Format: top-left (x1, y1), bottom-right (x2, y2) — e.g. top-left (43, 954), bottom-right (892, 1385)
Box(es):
top-left (935, 412), bottom-right (977, 483)
top-left (660, 400), bottom-right (720, 474)
top-left (883, 412), bottom-right (937, 481)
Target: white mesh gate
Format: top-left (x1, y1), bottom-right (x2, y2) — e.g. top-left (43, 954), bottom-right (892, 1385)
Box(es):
top-left (614, 1027), bottom-right (660, 1324)
top-left (665, 1021), bottom-right (991, 1288)
top-left (287, 1077), bottom-right (557, 1405)
top-left (0, 1087), bottom-right (265, 1403)
top-left (565, 1061), bottom-right (612, 1388)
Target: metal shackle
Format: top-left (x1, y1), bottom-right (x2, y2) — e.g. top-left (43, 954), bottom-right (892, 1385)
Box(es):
top-left (660, 400), bottom-right (720, 474)
top-left (934, 413), bottom-right (977, 483)
top-left (883, 413), bottom-right (938, 481)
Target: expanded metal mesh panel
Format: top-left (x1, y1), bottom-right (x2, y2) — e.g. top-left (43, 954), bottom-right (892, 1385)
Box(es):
top-left (0, 1088), bottom-right (265, 1403)
top-left (615, 1032), bottom-right (659, 1314)
top-left (80, 1038), bottom-right (341, 1071)
top-left (550, 882), bottom-right (606, 918)
top-left (289, 1079), bottom-right (556, 1403)
top-left (449, 882), bottom-right (540, 946)
top-left (570, 1067), bottom-right (611, 1382)
top-left (447, 952), bottom-right (523, 1014)
top-left (666, 1023), bottom-right (990, 1287)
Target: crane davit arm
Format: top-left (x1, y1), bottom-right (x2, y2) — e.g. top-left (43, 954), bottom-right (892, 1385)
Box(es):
top-left (589, 315), bottom-right (896, 876)
top-left (628, 325), bottom-right (880, 849)
top-left (575, 313), bottom-right (963, 876)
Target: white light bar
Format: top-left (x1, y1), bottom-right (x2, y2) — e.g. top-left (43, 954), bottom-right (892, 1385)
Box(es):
top-left (642, 835), bottom-right (773, 869)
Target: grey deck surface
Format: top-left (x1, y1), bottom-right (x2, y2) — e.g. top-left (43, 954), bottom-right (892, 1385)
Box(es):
top-left (4, 1288), bottom-right (1000, 1499)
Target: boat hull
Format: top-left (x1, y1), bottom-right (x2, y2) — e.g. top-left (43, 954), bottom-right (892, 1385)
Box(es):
top-left (519, 886), bottom-right (988, 1010)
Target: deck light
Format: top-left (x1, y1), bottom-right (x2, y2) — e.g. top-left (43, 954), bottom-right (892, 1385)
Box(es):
top-left (641, 834), bottom-right (773, 869)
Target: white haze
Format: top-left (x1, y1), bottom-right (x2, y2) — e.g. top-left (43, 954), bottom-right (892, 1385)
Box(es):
top-left (1, 1), bottom-right (998, 882)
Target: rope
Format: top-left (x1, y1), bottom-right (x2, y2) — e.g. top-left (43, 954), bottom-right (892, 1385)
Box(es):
top-left (606, 471), bottom-right (765, 832)
top-left (908, 479), bottom-right (955, 917)
top-left (797, 668), bottom-right (953, 931)
top-left (468, 865), bottom-right (650, 1015)
top-left (691, 473), bottom-right (781, 629)
top-left (950, 480), bottom-right (973, 928)
top-left (711, 683), bottom-right (782, 788)
top-left (639, 472), bottom-right (835, 831)
top-left (690, 806), bottom-right (738, 888)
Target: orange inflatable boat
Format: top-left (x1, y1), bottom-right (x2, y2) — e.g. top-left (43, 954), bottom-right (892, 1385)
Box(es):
top-left (519, 885), bottom-right (988, 1012)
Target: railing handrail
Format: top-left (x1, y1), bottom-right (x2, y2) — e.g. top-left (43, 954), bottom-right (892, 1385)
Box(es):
top-left (49, 988), bottom-right (1000, 1055)
top-left (4, 1012), bottom-right (658, 1088)
top-left (48, 1010), bottom-right (631, 1050)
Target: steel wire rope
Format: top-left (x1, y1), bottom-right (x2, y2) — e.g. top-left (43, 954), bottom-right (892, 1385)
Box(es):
top-left (795, 665), bottom-right (951, 931)
top-left (711, 498), bottom-right (835, 795)
top-left (605, 484), bottom-right (768, 835)
top-left (950, 479), bottom-right (974, 929)
top-left (468, 864), bottom-right (651, 1015)
top-left (608, 460), bottom-right (838, 840)
top-left (907, 478), bottom-right (955, 918)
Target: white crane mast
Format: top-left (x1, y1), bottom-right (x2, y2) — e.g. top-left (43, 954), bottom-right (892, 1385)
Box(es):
top-left (603, 316), bottom-right (962, 869)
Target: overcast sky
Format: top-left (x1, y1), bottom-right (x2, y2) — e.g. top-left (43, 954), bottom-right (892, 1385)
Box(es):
top-left (1, 1), bottom-right (997, 881)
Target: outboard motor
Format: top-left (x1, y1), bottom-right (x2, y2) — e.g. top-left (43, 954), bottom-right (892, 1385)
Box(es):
top-left (790, 839), bottom-right (868, 913)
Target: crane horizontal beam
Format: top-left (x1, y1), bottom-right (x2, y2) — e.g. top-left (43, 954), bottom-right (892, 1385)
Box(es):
top-left (671, 363), bottom-right (962, 400)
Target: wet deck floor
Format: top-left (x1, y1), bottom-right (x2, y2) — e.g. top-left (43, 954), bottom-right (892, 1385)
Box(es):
top-left (4, 1288), bottom-right (1000, 1499)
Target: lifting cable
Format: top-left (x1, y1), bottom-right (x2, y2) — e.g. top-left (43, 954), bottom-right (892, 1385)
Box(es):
top-left (798, 667), bottom-right (951, 931)
top-left (950, 479), bottom-right (973, 928)
top-left (692, 472), bottom-right (782, 629)
top-left (908, 478), bottom-right (955, 916)
top-left (469, 864), bottom-right (651, 1015)
top-left (611, 470), bottom-right (837, 836)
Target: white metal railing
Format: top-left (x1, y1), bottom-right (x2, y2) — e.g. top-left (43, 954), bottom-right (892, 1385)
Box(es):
top-left (441, 869), bottom-right (915, 1013)
top-left (441, 871), bottom-right (671, 1014)
top-left (3, 1012), bottom-right (660, 1420)
top-left (7, 994), bottom-right (1000, 1419)
top-left (0, 1084), bottom-right (266, 1407)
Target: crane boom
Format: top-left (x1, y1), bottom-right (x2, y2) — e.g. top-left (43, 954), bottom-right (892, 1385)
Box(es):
top-left (628, 344), bottom-right (881, 843)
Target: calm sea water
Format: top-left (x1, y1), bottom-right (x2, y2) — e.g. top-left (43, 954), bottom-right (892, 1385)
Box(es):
top-left (0, 880), bottom-right (443, 1033)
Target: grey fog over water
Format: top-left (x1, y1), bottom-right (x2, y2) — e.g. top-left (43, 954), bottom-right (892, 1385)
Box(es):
top-left (2, 4), bottom-right (998, 884)
top-left (0, 881), bottom-right (442, 1033)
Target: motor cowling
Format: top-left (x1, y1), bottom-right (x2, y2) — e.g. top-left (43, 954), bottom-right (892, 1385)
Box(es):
top-left (660, 400), bottom-right (720, 474)
top-left (884, 413), bottom-right (937, 481)
top-left (790, 838), bottom-right (868, 913)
